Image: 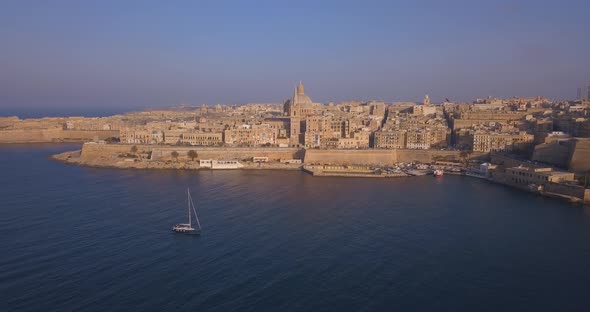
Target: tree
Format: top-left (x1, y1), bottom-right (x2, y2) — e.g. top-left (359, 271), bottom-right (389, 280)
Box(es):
top-left (130, 145), bottom-right (138, 153)
top-left (187, 150), bottom-right (198, 161)
top-left (171, 151), bottom-right (179, 161)
top-left (459, 151), bottom-right (467, 163)
top-left (105, 137), bottom-right (119, 143)
top-left (459, 150), bottom-right (472, 166)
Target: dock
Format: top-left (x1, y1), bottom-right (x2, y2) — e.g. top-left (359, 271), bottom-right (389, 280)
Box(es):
top-left (303, 165), bottom-right (409, 178)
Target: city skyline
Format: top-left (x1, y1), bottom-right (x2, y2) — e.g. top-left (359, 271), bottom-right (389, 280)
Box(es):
top-left (1, 0), bottom-right (589, 109)
top-left (3, 2), bottom-right (590, 311)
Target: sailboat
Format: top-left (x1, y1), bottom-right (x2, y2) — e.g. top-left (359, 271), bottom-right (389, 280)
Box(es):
top-left (172, 188), bottom-right (201, 235)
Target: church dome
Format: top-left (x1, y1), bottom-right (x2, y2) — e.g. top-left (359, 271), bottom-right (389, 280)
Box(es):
top-left (293, 81), bottom-right (313, 105)
top-left (295, 95), bottom-right (312, 105)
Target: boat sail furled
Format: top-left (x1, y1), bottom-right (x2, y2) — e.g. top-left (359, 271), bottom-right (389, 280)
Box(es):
top-left (172, 189), bottom-right (201, 235)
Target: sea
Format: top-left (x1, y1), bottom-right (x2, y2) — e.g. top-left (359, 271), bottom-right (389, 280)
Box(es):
top-left (1, 144), bottom-right (590, 312)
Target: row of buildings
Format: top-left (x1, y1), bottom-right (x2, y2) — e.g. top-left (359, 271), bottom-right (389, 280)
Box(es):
top-left (2, 82), bottom-right (589, 154)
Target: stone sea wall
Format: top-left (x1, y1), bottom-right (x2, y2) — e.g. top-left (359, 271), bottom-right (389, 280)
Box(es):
top-left (79, 143), bottom-right (302, 162)
top-left (74, 143), bottom-right (487, 168)
top-left (304, 149), bottom-right (483, 166)
top-left (543, 182), bottom-right (590, 203)
top-left (304, 149), bottom-right (398, 166)
top-left (0, 129), bottom-right (119, 143)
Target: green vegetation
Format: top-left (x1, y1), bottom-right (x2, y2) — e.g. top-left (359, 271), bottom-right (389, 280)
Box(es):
top-left (459, 151), bottom-right (472, 166)
top-left (187, 150), bottom-right (198, 161)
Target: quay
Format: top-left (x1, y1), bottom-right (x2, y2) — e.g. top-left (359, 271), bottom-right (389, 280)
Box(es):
top-left (303, 164), bottom-right (409, 178)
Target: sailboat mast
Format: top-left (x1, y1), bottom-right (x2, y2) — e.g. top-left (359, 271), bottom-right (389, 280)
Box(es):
top-left (189, 192), bottom-right (201, 230)
top-left (188, 188), bottom-right (191, 226)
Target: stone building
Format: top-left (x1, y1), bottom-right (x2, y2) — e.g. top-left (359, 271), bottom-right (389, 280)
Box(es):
top-left (224, 125), bottom-right (278, 146)
top-left (283, 81), bottom-right (322, 146)
top-left (181, 132), bottom-right (223, 146)
top-left (502, 167), bottom-right (575, 186)
top-left (374, 130), bottom-right (406, 149)
top-left (120, 129), bottom-right (164, 144)
top-left (163, 130), bottom-right (184, 145)
top-left (472, 131), bottom-right (534, 152)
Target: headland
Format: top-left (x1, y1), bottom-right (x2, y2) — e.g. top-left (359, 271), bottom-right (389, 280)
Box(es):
top-left (3, 81), bottom-right (590, 204)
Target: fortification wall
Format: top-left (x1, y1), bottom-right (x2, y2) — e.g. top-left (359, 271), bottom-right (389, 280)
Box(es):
top-left (150, 146), bottom-right (302, 161)
top-left (303, 149), bottom-right (476, 166)
top-left (79, 143), bottom-right (486, 167)
top-left (80, 143), bottom-right (302, 162)
top-left (0, 129), bottom-right (46, 142)
top-left (569, 138), bottom-right (590, 173)
top-left (0, 129), bottom-right (119, 143)
top-left (544, 183), bottom-right (590, 203)
top-left (531, 141), bottom-right (573, 169)
top-left (491, 153), bottom-right (543, 168)
top-left (304, 149), bottom-right (398, 166)
top-left (452, 119), bottom-right (512, 130)
top-left (396, 149), bottom-right (469, 163)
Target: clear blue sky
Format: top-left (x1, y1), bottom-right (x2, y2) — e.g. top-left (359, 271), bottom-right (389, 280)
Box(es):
top-left (1, 0), bottom-right (589, 110)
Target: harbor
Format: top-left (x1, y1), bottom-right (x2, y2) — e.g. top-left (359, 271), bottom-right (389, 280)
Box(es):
top-left (302, 162), bottom-right (459, 178)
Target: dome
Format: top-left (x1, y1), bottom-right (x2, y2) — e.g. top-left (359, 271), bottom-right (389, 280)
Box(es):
top-left (292, 81), bottom-right (313, 105)
top-left (295, 95), bottom-right (312, 105)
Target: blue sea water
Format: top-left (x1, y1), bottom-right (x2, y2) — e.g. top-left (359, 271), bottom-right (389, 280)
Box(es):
top-left (1, 144), bottom-right (590, 312)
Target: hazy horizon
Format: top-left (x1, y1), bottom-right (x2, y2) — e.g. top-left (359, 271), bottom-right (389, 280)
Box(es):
top-left (1, 0), bottom-right (589, 109)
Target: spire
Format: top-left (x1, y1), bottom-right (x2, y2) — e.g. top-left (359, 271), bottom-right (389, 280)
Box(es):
top-left (297, 81), bottom-right (305, 95)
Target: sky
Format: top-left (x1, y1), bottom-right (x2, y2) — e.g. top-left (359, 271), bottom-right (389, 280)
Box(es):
top-left (1, 0), bottom-right (589, 111)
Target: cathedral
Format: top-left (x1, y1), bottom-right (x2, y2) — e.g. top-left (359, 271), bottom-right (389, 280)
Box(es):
top-left (283, 81), bottom-right (316, 116)
top-left (283, 82), bottom-right (320, 146)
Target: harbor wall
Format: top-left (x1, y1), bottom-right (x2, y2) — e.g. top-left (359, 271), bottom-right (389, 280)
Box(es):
top-left (150, 146), bottom-right (302, 161)
top-left (543, 183), bottom-right (590, 204)
top-left (79, 143), bottom-right (487, 167)
top-left (304, 149), bottom-right (398, 166)
top-left (0, 129), bottom-right (119, 143)
top-left (304, 149), bottom-right (484, 166)
top-left (79, 143), bottom-right (302, 162)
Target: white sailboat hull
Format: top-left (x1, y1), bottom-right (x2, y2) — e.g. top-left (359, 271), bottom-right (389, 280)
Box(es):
top-left (172, 224), bottom-right (201, 235)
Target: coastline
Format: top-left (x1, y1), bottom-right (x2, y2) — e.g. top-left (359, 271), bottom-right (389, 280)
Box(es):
top-left (46, 144), bottom-right (589, 205)
top-left (50, 149), bottom-right (303, 171)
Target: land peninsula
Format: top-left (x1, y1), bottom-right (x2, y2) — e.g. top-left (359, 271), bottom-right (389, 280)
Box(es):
top-left (2, 82), bottom-right (590, 203)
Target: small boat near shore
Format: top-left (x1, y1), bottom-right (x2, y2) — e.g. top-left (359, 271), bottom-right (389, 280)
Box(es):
top-left (406, 169), bottom-right (430, 176)
top-left (433, 169), bottom-right (444, 177)
top-left (172, 189), bottom-right (201, 235)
